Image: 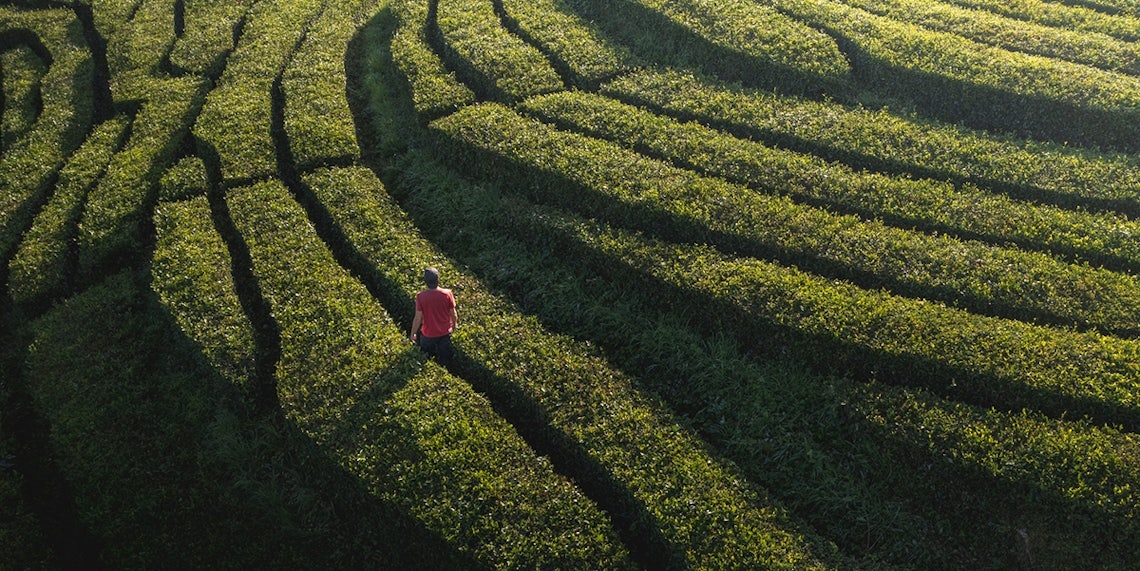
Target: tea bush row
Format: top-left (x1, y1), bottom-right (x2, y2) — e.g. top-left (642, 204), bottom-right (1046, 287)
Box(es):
top-left (520, 91), bottom-right (1140, 274)
top-left (303, 164), bottom-right (837, 569)
top-left (76, 75), bottom-right (205, 283)
top-left (168, 0), bottom-right (256, 76)
top-left (603, 69), bottom-right (1140, 216)
top-left (221, 179), bottom-right (632, 568)
top-left (763, 0), bottom-right (1140, 148)
top-left (432, 0), bottom-right (564, 101)
top-left (401, 155), bottom-right (1140, 567)
top-left (498, 0), bottom-right (637, 88)
top-left (617, 0), bottom-right (850, 84)
top-left (431, 102), bottom-right (1140, 336)
top-left (943, 0), bottom-right (1140, 41)
top-left (100, 0), bottom-right (177, 79)
top-left (8, 116), bottom-right (130, 308)
top-left (840, 0), bottom-right (1140, 74)
top-left (385, 0), bottom-right (474, 119)
top-left (280, 0), bottom-right (380, 171)
top-left (536, 209), bottom-right (1140, 429)
top-left (193, 0), bottom-right (325, 184)
top-left (1, 46), bottom-right (44, 152)
top-left (1, 8), bottom-right (92, 264)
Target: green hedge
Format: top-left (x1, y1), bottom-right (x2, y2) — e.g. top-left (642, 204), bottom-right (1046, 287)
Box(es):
top-left (432, 102), bottom-right (1140, 336)
top-left (303, 164), bottom-right (838, 569)
top-left (1, 46), bottom-right (45, 152)
top-left (940, 0), bottom-right (1140, 41)
top-left (603, 69), bottom-right (1140, 217)
top-left (0, 8), bottom-right (93, 264)
top-left (224, 179), bottom-right (632, 568)
top-left (388, 148), bottom-right (1140, 568)
top-left (534, 209), bottom-right (1140, 428)
top-left (281, 0), bottom-right (380, 171)
top-left (383, 0), bottom-right (475, 120)
top-left (9, 116), bottom-right (130, 308)
top-left (192, 0), bottom-right (325, 184)
top-left (839, 0), bottom-right (1140, 74)
top-left (77, 76), bottom-right (206, 283)
top-left (499, 0), bottom-right (638, 88)
top-left (169, 0), bottom-right (256, 76)
top-left (102, 0), bottom-right (177, 77)
top-left (520, 91), bottom-right (1140, 274)
top-left (433, 0), bottom-right (564, 101)
top-left (765, 0), bottom-right (1140, 149)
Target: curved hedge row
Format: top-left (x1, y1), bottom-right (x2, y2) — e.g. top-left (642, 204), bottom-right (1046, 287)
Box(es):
top-left (385, 0), bottom-right (474, 119)
top-left (168, 0), bottom-right (256, 76)
top-left (303, 164), bottom-right (838, 569)
top-left (520, 91), bottom-right (1140, 275)
top-left (432, 102), bottom-right (1140, 336)
top-left (603, 69), bottom-right (1140, 217)
top-left (941, 0), bottom-right (1140, 41)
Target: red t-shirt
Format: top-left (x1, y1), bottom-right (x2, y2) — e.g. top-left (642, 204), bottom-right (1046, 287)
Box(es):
top-left (415, 288), bottom-right (456, 338)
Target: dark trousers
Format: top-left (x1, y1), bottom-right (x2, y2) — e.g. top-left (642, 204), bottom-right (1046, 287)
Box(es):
top-left (417, 333), bottom-right (454, 367)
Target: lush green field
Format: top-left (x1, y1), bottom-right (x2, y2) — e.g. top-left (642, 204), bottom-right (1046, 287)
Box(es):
top-left (3, 0), bottom-right (1139, 569)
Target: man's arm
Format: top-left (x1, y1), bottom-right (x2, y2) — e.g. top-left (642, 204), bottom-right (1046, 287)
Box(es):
top-left (410, 309), bottom-right (423, 343)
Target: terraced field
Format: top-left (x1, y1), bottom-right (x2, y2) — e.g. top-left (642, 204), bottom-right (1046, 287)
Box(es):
top-left (3, 0), bottom-right (1139, 568)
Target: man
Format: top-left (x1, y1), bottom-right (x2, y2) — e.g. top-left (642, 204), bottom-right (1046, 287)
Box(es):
top-left (409, 267), bottom-right (457, 366)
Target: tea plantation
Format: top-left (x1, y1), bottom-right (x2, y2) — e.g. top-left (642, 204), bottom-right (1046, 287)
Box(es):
top-left (2, 0), bottom-right (1139, 569)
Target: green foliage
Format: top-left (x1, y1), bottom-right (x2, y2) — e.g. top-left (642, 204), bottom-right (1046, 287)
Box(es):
top-left (499, 0), bottom-right (638, 88)
top-left (1, 46), bottom-right (46, 152)
top-left (168, 0), bottom-right (256, 76)
top-left (433, 0), bottom-right (564, 101)
top-left (840, 0), bottom-right (1140, 73)
top-left (192, 0), bottom-right (325, 184)
top-left (304, 164), bottom-right (838, 569)
top-left (9, 116), bottom-right (130, 307)
top-left (939, 0), bottom-right (1140, 41)
top-left (102, 0), bottom-right (177, 77)
top-left (603, 68), bottom-right (1140, 216)
top-left (224, 179), bottom-right (631, 568)
top-left (385, 0), bottom-right (475, 119)
top-left (157, 155), bottom-right (208, 202)
top-left (433, 102), bottom-right (1140, 336)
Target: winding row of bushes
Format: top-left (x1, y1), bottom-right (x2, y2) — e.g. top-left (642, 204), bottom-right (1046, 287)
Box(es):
top-left (1, 46), bottom-right (44, 151)
top-left (385, 0), bottom-right (474, 119)
top-left (1, 8), bottom-right (92, 266)
top-left (431, 102), bottom-right (1140, 335)
top-left (303, 163), bottom-right (837, 569)
top-left (193, 0), bottom-right (325, 184)
top-left (763, 0), bottom-right (1140, 148)
top-left (432, 0), bottom-right (564, 101)
top-left (387, 144), bottom-right (1140, 567)
top-left (838, 0), bottom-right (1140, 74)
top-left (8, 116), bottom-right (130, 308)
top-left (168, 0), bottom-right (255, 77)
top-left (100, 0), bottom-right (177, 79)
top-left (942, 0), bottom-right (1140, 41)
top-left (520, 91), bottom-right (1140, 275)
top-left (221, 179), bottom-right (632, 568)
top-left (281, 0), bottom-right (379, 171)
top-left (603, 69), bottom-right (1140, 217)
top-left (498, 0), bottom-right (637, 89)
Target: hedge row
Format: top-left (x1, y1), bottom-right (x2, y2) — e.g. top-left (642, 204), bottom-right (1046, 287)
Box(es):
top-left (839, 0), bottom-right (1140, 74)
top-left (8, 116), bottom-right (130, 308)
top-left (168, 0), bottom-right (256, 76)
top-left (942, 0), bottom-right (1140, 41)
top-left (102, 0), bottom-right (177, 78)
top-left (0, 8), bottom-right (92, 264)
top-left (533, 207), bottom-right (1140, 429)
top-left (432, 0), bottom-right (564, 101)
top-left (77, 76), bottom-right (205, 283)
top-left (192, 0), bottom-right (325, 184)
top-left (1, 46), bottom-right (45, 152)
top-left (304, 164), bottom-right (837, 569)
top-left (520, 91), bottom-right (1140, 274)
top-left (281, 0), bottom-right (380, 171)
top-left (222, 179), bottom-right (632, 568)
top-left (603, 69), bottom-right (1140, 216)
top-left (431, 102), bottom-right (1140, 335)
top-left (498, 0), bottom-right (638, 88)
top-left (384, 0), bottom-right (474, 120)
top-left (765, 0), bottom-right (1140, 148)
top-left (393, 149), bottom-right (1140, 567)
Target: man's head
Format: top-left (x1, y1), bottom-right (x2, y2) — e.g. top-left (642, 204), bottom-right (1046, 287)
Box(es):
top-left (424, 267), bottom-right (440, 289)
